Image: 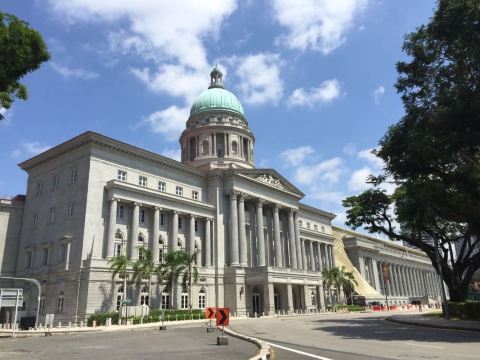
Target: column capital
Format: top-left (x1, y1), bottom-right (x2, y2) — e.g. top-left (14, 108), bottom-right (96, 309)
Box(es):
top-left (171, 210), bottom-right (178, 215)
top-left (293, 210), bottom-right (299, 218)
top-left (153, 206), bottom-right (160, 211)
top-left (256, 199), bottom-right (264, 208)
top-left (273, 203), bottom-right (279, 213)
top-left (237, 193), bottom-right (245, 202)
top-left (189, 213), bottom-right (196, 219)
top-left (205, 217), bottom-right (213, 222)
top-left (133, 201), bottom-right (141, 207)
top-left (109, 197), bottom-right (118, 203)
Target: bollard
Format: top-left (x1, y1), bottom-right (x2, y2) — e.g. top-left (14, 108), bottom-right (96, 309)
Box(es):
top-left (106, 318), bottom-right (112, 327)
top-left (58, 321), bottom-right (62, 328)
top-left (68, 321), bottom-right (71, 329)
top-left (80, 321), bottom-right (83, 328)
top-left (254, 312), bottom-right (257, 318)
top-left (92, 320), bottom-right (97, 328)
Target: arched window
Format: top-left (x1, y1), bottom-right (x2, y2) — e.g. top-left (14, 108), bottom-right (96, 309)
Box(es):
top-left (231, 141), bottom-right (238, 155)
top-left (201, 140), bottom-right (209, 156)
top-left (114, 233), bottom-right (123, 257)
top-left (178, 239), bottom-right (185, 251)
top-left (159, 237), bottom-right (166, 264)
top-left (198, 288), bottom-right (206, 308)
top-left (140, 286), bottom-right (149, 306)
top-left (57, 290), bottom-right (64, 313)
top-left (117, 205), bottom-right (124, 219)
top-left (138, 235), bottom-right (145, 259)
top-left (116, 286), bottom-right (124, 310)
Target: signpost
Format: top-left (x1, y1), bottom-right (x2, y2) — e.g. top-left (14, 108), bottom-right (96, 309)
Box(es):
top-left (0, 288), bottom-right (23, 337)
top-left (205, 306), bottom-right (215, 332)
top-left (216, 307), bottom-right (229, 346)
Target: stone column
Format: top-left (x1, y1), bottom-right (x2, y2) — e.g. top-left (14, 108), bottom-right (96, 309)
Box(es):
top-left (152, 207), bottom-right (160, 263)
top-left (392, 264), bottom-right (399, 296)
top-left (238, 194), bottom-right (248, 267)
top-left (371, 258), bottom-right (381, 292)
top-left (288, 209), bottom-right (297, 269)
top-left (204, 218), bottom-right (212, 267)
top-left (330, 245), bottom-right (336, 268)
top-left (188, 214), bottom-right (195, 255)
top-left (416, 269), bottom-right (424, 297)
top-left (130, 202), bottom-right (139, 259)
top-left (309, 241), bottom-right (315, 271)
top-left (256, 200), bottom-right (266, 266)
top-left (263, 283), bottom-right (275, 316)
top-left (408, 267), bottom-right (416, 296)
top-left (326, 245), bottom-right (332, 268)
top-left (377, 262), bottom-right (384, 295)
top-left (229, 193), bottom-right (239, 266)
top-left (213, 133), bottom-right (217, 156)
top-left (414, 268), bottom-right (421, 296)
top-left (359, 256), bottom-right (366, 278)
top-left (317, 243), bottom-right (323, 272)
top-left (169, 211), bottom-right (178, 253)
top-left (397, 265), bottom-right (405, 296)
top-left (273, 204), bottom-right (282, 267)
top-left (287, 283), bottom-right (293, 314)
top-left (302, 239), bottom-right (307, 270)
top-left (106, 198), bottom-right (118, 258)
top-left (294, 212), bottom-right (302, 269)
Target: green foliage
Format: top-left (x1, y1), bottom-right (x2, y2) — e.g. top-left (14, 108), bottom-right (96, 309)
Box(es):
top-left (87, 311), bottom-right (119, 326)
top-left (448, 301), bottom-right (480, 320)
top-left (108, 255), bottom-right (131, 280)
top-left (327, 305), bottom-right (365, 312)
top-left (132, 309), bottom-right (205, 324)
top-left (0, 12), bottom-right (50, 119)
top-left (342, 0), bottom-right (480, 302)
top-left (322, 266), bottom-right (358, 305)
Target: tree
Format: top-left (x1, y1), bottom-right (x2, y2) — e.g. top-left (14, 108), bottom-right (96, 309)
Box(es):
top-left (321, 267), bottom-right (338, 306)
top-left (163, 250), bottom-right (190, 309)
top-left (131, 247), bottom-right (157, 306)
top-left (343, 0), bottom-right (480, 302)
top-left (0, 12), bottom-right (50, 119)
top-left (181, 251), bottom-right (199, 313)
top-left (338, 266), bottom-right (358, 305)
top-left (108, 254), bottom-right (131, 319)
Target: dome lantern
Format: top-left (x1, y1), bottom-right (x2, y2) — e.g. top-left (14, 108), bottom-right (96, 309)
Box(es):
top-left (209, 66), bottom-right (224, 89)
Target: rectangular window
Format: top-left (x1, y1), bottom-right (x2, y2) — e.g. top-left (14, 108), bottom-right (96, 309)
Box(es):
top-left (176, 186), bottom-right (183, 196)
top-left (158, 181), bottom-right (166, 192)
top-left (306, 222), bottom-right (310, 229)
top-left (117, 205), bottom-right (124, 219)
top-left (42, 247), bottom-right (49, 266)
top-left (181, 294), bottom-right (189, 309)
top-left (198, 293), bottom-right (206, 309)
top-left (114, 242), bottom-right (122, 257)
top-left (178, 217), bottom-right (182, 229)
top-left (117, 170), bottom-right (127, 181)
top-left (321, 226), bottom-right (325, 233)
top-left (49, 208), bottom-right (55, 224)
top-left (35, 182), bottom-right (43, 197)
top-left (25, 250), bottom-right (33, 269)
top-left (195, 220), bottom-right (198, 232)
top-left (70, 168), bottom-right (77, 184)
top-left (139, 209), bottom-right (145, 223)
top-left (299, 220), bottom-right (303, 227)
top-left (40, 298), bottom-right (45, 315)
top-left (160, 213), bottom-right (165, 226)
top-left (192, 190), bottom-right (199, 200)
top-left (32, 214), bottom-right (38, 229)
top-left (57, 296), bottom-right (64, 313)
top-left (161, 293), bottom-right (170, 309)
top-left (60, 243), bottom-right (68, 263)
top-left (139, 176), bottom-right (147, 187)
top-left (51, 175), bottom-right (59, 191)
top-left (314, 224), bottom-right (318, 231)
top-left (66, 203), bottom-right (74, 218)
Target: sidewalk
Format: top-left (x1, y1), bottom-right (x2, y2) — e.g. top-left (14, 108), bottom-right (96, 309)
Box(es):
top-left (386, 313), bottom-right (480, 332)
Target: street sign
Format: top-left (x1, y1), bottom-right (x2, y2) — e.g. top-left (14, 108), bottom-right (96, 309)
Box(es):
top-left (216, 307), bottom-right (229, 327)
top-left (45, 313), bottom-right (55, 327)
top-left (121, 299), bottom-right (132, 305)
top-left (205, 307), bottom-right (215, 319)
top-left (0, 288), bottom-right (23, 307)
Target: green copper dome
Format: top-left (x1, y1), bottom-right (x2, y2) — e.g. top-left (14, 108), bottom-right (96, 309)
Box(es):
top-left (190, 87), bottom-right (244, 117)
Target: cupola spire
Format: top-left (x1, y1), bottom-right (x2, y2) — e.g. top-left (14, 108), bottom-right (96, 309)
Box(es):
top-left (209, 66), bottom-right (224, 89)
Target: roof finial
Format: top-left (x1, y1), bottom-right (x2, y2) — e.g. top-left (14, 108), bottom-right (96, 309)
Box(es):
top-left (209, 66), bottom-right (224, 89)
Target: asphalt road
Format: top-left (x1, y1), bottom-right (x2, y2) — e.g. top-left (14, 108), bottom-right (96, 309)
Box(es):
top-left (230, 311), bottom-right (480, 360)
top-left (0, 323), bottom-right (258, 360)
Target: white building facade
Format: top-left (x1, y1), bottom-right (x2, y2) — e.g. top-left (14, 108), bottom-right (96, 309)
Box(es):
top-left (0, 68), bottom-right (438, 323)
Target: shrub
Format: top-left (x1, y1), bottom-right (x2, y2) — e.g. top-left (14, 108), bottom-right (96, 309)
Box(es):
top-left (448, 301), bottom-right (480, 320)
top-left (87, 311), bottom-right (119, 326)
top-left (327, 304), bottom-right (365, 312)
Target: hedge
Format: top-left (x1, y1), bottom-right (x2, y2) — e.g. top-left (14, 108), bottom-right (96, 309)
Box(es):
top-left (87, 311), bottom-right (119, 326)
top-left (448, 301), bottom-right (480, 320)
top-left (87, 309), bottom-right (205, 326)
top-left (327, 304), bottom-right (365, 312)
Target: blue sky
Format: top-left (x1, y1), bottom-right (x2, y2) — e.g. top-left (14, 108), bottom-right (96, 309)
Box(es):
top-left (0, 0), bottom-right (437, 226)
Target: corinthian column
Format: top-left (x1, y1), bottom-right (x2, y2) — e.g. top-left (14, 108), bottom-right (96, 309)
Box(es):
top-left (256, 200), bottom-right (266, 266)
top-left (188, 214), bottom-right (195, 255)
top-left (309, 241), bottom-right (315, 271)
top-left (238, 194), bottom-right (248, 267)
top-left (169, 211), bottom-right (178, 253)
top-left (273, 204), bottom-right (282, 267)
top-left (152, 207), bottom-right (160, 263)
top-left (229, 192), bottom-right (239, 266)
top-left (106, 198), bottom-right (117, 258)
top-left (294, 212), bottom-right (302, 269)
top-left (204, 218), bottom-right (212, 267)
top-left (288, 209), bottom-right (297, 269)
top-left (130, 202), bottom-right (139, 259)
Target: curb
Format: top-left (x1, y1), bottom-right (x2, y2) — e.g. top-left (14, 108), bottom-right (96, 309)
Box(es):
top-left (222, 327), bottom-right (270, 360)
top-left (385, 316), bottom-right (480, 333)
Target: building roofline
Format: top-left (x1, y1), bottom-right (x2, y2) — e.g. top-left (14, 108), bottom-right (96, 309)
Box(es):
top-left (18, 131), bottom-right (206, 177)
top-left (299, 203), bottom-right (336, 219)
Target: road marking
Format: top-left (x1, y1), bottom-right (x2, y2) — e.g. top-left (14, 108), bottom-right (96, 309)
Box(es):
top-left (405, 342), bottom-right (444, 349)
top-left (266, 341), bottom-right (334, 360)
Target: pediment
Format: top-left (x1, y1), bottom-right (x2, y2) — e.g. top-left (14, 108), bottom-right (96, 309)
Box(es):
top-left (235, 169), bottom-right (305, 197)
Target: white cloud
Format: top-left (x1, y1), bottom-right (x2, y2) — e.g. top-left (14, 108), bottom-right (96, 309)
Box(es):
top-left (357, 147), bottom-right (383, 170)
top-left (227, 53), bottom-right (284, 105)
top-left (161, 148), bottom-right (181, 161)
top-left (138, 106), bottom-right (189, 141)
top-left (280, 146), bottom-right (315, 166)
top-left (50, 62), bottom-right (99, 80)
top-left (373, 85), bottom-right (385, 104)
top-left (295, 157), bottom-right (345, 185)
top-left (272, 0), bottom-right (369, 54)
top-left (0, 108), bottom-right (13, 125)
top-left (48, 0), bottom-right (237, 70)
top-left (343, 142), bottom-right (357, 156)
top-left (12, 141), bottom-right (51, 159)
top-left (288, 79), bottom-right (341, 107)
top-left (348, 166), bottom-right (372, 192)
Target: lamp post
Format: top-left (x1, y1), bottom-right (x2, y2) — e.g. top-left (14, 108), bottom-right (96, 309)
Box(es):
top-left (0, 276), bottom-right (41, 329)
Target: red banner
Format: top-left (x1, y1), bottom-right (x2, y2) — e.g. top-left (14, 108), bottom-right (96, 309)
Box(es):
top-left (382, 263), bottom-right (390, 282)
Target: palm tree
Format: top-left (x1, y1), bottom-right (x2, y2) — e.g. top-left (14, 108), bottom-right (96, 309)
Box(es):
top-left (131, 247), bottom-right (157, 306)
top-left (163, 250), bottom-right (189, 309)
top-left (108, 254), bottom-right (131, 321)
top-left (181, 251), bottom-right (199, 314)
top-left (321, 267), bottom-right (337, 306)
top-left (338, 266), bottom-right (358, 305)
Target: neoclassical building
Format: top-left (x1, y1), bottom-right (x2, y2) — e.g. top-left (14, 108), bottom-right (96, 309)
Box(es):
top-left (0, 67), bottom-right (439, 324)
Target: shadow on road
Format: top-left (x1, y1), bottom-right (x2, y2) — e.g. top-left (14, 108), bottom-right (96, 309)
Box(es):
top-left (310, 316), bottom-right (480, 344)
